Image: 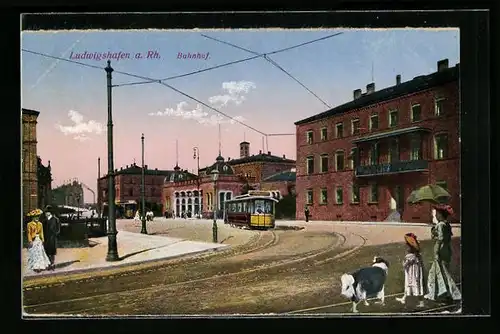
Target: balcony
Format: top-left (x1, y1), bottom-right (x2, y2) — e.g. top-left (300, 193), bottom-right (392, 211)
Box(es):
top-left (355, 160), bottom-right (429, 177)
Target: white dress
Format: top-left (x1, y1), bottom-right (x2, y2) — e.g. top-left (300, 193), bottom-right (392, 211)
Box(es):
top-left (403, 253), bottom-right (425, 296)
top-left (27, 235), bottom-right (52, 271)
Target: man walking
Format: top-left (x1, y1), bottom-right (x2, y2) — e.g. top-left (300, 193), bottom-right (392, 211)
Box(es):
top-left (304, 205), bottom-right (310, 223)
top-left (43, 205), bottom-right (61, 270)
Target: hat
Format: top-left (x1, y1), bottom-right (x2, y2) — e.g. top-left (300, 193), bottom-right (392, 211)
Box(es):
top-left (433, 204), bottom-right (454, 216)
top-left (26, 208), bottom-right (43, 217)
top-left (404, 232), bottom-right (420, 252)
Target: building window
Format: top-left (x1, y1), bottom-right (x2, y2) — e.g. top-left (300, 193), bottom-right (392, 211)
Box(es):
top-left (320, 127), bottom-right (327, 141)
top-left (389, 109), bottom-right (399, 127)
top-left (336, 122), bottom-right (344, 138)
top-left (306, 189), bottom-right (313, 205)
top-left (320, 154), bottom-right (329, 173)
top-left (335, 186), bottom-right (343, 204)
top-left (435, 98), bottom-right (445, 116)
top-left (128, 188), bottom-right (133, 196)
top-left (351, 184), bottom-right (360, 204)
top-left (335, 151), bottom-right (345, 171)
top-left (306, 130), bottom-right (313, 144)
top-left (351, 119), bottom-right (360, 135)
top-left (410, 135), bottom-right (422, 160)
top-left (436, 180), bottom-right (448, 190)
top-left (369, 142), bottom-right (380, 165)
top-left (306, 156), bottom-right (314, 174)
top-left (320, 188), bottom-right (328, 204)
top-left (369, 114), bottom-right (379, 131)
top-left (434, 134), bottom-right (448, 159)
top-left (369, 184), bottom-right (378, 203)
top-left (388, 139), bottom-right (399, 163)
top-left (411, 104), bottom-right (422, 122)
top-left (349, 147), bottom-right (359, 169)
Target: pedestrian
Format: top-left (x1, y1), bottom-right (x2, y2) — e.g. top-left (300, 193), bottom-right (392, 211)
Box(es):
top-left (26, 208), bottom-right (51, 273)
top-left (304, 205), bottom-right (310, 222)
top-left (396, 233), bottom-right (426, 307)
top-left (424, 204), bottom-right (461, 302)
top-left (43, 205), bottom-right (61, 271)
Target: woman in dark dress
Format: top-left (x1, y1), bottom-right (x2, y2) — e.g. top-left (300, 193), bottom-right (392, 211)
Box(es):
top-left (424, 204), bottom-right (461, 302)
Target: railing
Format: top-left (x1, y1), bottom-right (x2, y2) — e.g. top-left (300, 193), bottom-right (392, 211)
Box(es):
top-left (355, 160), bottom-right (429, 177)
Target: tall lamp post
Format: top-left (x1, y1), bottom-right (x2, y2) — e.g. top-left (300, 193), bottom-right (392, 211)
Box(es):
top-left (140, 133), bottom-right (148, 234)
top-left (193, 147), bottom-right (200, 218)
top-left (105, 60), bottom-right (120, 262)
top-left (211, 169), bottom-right (219, 243)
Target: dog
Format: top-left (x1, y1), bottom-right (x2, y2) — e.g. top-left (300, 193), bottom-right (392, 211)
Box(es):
top-left (340, 256), bottom-right (390, 313)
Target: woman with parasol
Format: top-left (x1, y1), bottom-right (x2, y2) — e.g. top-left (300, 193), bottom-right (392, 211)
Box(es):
top-left (25, 208), bottom-right (51, 273)
top-left (407, 185), bottom-right (461, 303)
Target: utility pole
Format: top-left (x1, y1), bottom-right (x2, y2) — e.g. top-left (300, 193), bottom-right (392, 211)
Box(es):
top-left (105, 60), bottom-right (119, 262)
top-left (140, 133), bottom-right (148, 234)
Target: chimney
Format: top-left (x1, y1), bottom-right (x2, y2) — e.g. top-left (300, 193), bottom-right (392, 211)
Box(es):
top-left (353, 89), bottom-right (362, 100)
top-left (283, 154), bottom-right (286, 159)
top-left (120, 167), bottom-right (123, 170)
top-left (437, 59), bottom-right (449, 72)
top-left (144, 164), bottom-right (148, 169)
top-left (267, 151), bottom-right (271, 155)
top-left (396, 74), bottom-right (401, 85)
top-left (259, 150), bottom-right (262, 154)
top-left (366, 83), bottom-right (375, 94)
top-left (228, 157), bottom-right (231, 161)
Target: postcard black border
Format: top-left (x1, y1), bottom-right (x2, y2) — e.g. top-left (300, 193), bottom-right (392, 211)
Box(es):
top-left (11, 6), bottom-right (494, 331)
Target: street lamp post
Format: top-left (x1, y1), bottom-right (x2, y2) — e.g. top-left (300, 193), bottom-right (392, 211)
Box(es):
top-left (193, 147), bottom-right (200, 218)
top-left (211, 169), bottom-right (219, 243)
top-left (140, 133), bottom-right (148, 234)
top-left (105, 60), bottom-right (120, 262)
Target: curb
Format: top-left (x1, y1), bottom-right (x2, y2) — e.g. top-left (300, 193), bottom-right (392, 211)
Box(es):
top-left (275, 221), bottom-right (461, 228)
top-left (23, 245), bottom-right (230, 282)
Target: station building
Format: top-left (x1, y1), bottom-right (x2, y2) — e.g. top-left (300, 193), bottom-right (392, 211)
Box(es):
top-left (162, 142), bottom-right (296, 218)
top-left (294, 59), bottom-right (460, 224)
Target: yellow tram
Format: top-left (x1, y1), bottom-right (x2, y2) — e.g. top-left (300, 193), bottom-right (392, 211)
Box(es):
top-left (224, 191), bottom-right (278, 230)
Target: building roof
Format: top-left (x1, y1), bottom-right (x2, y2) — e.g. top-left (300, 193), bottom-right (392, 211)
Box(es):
top-left (112, 164), bottom-right (174, 176)
top-left (199, 153), bottom-right (296, 172)
top-left (294, 64), bottom-right (459, 126)
top-left (204, 155), bottom-right (235, 176)
top-left (263, 170), bottom-right (296, 182)
top-left (22, 108), bottom-right (40, 116)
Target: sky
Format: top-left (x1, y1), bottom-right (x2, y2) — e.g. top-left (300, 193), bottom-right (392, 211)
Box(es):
top-left (21, 28), bottom-right (460, 202)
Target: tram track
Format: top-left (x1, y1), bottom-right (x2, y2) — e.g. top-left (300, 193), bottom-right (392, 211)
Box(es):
top-left (24, 231), bottom-right (365, 315)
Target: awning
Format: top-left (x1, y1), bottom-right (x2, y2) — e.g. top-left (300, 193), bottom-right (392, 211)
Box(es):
top-left (352, 126), bottom-right (431, 144)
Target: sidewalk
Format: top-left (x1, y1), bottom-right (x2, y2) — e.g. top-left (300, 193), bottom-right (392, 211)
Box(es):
top-left (276, 220), bottom-right (461, 228)
top-left (22, 230), bottom-right (229, 280)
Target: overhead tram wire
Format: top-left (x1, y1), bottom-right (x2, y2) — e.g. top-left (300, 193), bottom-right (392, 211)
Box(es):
top-left (21, 48), bottom-right (267, 137)
top-left (201, 34), bottom-right (333, 109)
top-left (113, 32), bottom-right (344, 87)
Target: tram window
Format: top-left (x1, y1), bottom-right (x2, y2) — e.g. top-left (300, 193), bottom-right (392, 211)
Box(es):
top-left (255, 200), bottom-right (265, 214)
top-left (231, 203), bottom-right (236, 212)
top-left (237, 202), bottom-right (242, 212)
top-left (243, 202), bottom-right (247, 212)
top-left (265, 201), bottom-right (272, 213)
top-left (248, 201), bottom-right (254, 213)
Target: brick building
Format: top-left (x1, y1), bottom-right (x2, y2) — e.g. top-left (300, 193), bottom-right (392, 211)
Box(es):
top-left (22, 108), bottom-right (52, 215)
top-left (294, 59), bottom-right (460, 224)
top-left (52, 180), bottom-right (84, 207)
top-left (164, 142), bottom-right (296, 218)
top-left (97, 163), bottom-right (192, 212)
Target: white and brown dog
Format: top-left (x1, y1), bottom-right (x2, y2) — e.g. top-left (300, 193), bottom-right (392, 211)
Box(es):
top-left (340, 256), bottom-right (390, 313)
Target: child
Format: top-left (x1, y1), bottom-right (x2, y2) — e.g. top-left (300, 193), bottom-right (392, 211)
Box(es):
top-left (396, 232), bottom-right (426, 307)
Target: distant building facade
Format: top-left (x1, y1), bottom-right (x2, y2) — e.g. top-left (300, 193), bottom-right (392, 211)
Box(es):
top-left (163, 142), bottom-right (296, 218)
top-left (97, 163), bottom-right (189, 211)
top-left (294, 59), bottom-right (460, 223)
top-left (52, 180), bottom-right (84, 207)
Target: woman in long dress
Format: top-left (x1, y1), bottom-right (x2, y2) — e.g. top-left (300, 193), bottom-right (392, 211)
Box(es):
top-left (396, 233), bottom-right (426, 307)
top-left (26, 208), bottom-right (51, 272)
top-left (424, 204), bottom-right (461, 302)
